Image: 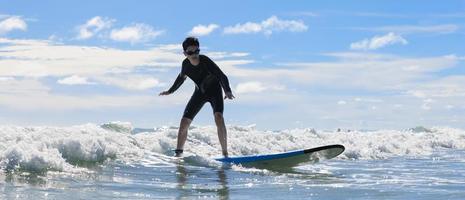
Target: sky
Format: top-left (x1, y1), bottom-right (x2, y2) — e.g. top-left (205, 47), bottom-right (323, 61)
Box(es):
top-left (1, 0), bottom-right (465, 130)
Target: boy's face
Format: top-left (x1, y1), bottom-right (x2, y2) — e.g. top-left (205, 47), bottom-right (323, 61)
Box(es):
top-left (184, 45), bottom-right (200, 59)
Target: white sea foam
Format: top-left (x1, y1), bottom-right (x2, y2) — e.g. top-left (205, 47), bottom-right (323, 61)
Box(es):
top-left (1, 122), bottom-right (465, 173)
top-left (0, 123), bottom-right (144, 173)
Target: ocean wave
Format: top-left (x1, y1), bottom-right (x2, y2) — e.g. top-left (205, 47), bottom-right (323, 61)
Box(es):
top-left (0, 123), bottom-right (143, 173)
top-left (1, 122), bottom-right (465, 173)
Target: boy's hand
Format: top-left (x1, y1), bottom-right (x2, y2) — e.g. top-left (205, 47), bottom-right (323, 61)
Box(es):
top-left (224, 92), bottom-right (235, 100)
top-left (159, 91), bottom-right (171, 96)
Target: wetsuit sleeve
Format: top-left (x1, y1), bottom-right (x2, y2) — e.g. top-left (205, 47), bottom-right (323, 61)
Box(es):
top-left (167, 65), bottom-right (187, 94)
top-left (204, 56), bottom-right (232, 93)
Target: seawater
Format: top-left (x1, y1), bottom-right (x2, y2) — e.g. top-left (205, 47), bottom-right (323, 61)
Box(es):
top-left (1, 122), bottom-right (464, 199)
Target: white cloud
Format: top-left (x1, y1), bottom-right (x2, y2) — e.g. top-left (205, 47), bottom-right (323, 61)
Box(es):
top-left (96, 75), bottom-right (164, 90)
top-left (236, 81), bottom-right (266, 94)
top-left (458, 56), bottom-right (465, 61)
top-left (1, 34), bottom-right (464, 128)
top-left (76, 16), bottom-right (114, 39)
top-left (445, 105), bottom-right (454, 110)
top-left (0, 78), bottom-right (50, 96)
top-left (225, 22), bottom-right (262, 34)
top-left (224, 52), bottom-right (459, 94)
top-left (290, 12), bottom-right (319, 17)
top-left (406, 76), bottom-right (465, 98)
top-left (0, 76), bottom-right (15, 81)
top-left (0, 77), bottom-right (187, 111)
top-left (224, 16), bottom-right (308, 35)
top-left (337, 100), bottom-right (347, 105)
top-left (1, 91), bottom-right (154, 111)
top-left (48, 34), bottom-right (59, 41)
top-left (0, 37), bottom-right (183, 78)
top-left (421, 98), bottom-right (434, 110)
top-left (235, 81), bottom-right (285, 94)
top-left (0, 16), bottom-right (27, 34)
top-left (350, 32), bottom-right (408, 50)
top-left (206, 51), bottom-right (250, 59)
top-left (188, 24), bottom-right (219, 36)
top-left (230, 52), bottom-right (250, 57)
top-left (76, 17), bottom-right (164, 43)
top-left (57, 75), bottom-right (95, 85)
top-left (354, 98), bottom-right (383, 103)
top-left (110, 23), bottom-right (164, 43)
top-left (0, 37), bottom-right (50, 46)
top-left (361, 24), bottom-right (459, 34)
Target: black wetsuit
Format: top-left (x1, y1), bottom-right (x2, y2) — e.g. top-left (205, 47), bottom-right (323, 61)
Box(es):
top-left (167, 55), bottom-right (232, 120)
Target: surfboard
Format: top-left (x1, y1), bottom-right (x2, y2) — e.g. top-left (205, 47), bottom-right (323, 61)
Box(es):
top-left (215, 144), bottom-right (345, 170)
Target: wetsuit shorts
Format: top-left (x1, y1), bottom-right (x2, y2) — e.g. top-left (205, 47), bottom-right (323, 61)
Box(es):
top-left (183, 86), bottom-right (223, 120)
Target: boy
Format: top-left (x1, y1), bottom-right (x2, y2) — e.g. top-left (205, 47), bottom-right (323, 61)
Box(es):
top-left (159, 37), bottom-right (235, 157)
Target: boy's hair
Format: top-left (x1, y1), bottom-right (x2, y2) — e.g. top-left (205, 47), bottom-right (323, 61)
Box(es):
top-left (182, 37), bottom-right (199, 51)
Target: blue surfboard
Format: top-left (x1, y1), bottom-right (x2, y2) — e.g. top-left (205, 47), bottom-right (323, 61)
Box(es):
top-left (215, 144), bottom-right (345, 169)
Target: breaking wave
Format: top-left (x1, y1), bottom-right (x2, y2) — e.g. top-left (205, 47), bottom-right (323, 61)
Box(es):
top-left (1, 122), bottom-right (464, 173)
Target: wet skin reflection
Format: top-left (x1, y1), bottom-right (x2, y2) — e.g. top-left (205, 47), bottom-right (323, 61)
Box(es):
top-left (175, 162), bottom-right (229, 200)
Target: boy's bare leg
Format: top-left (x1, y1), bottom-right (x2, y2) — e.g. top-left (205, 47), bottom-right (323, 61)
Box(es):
top-left (175, 117), bottom-right (192, 157)
top-left (214, 112), bottom-right (228, 157)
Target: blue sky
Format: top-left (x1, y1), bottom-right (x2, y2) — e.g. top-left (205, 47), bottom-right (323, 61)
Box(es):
top-left (1, 0), bottom-right (465, 130)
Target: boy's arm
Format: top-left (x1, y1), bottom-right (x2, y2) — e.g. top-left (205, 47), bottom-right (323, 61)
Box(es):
top-left (160, 65), bottom-right (187, 95)
top-left (166, 73), bottom-right (186, 94)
